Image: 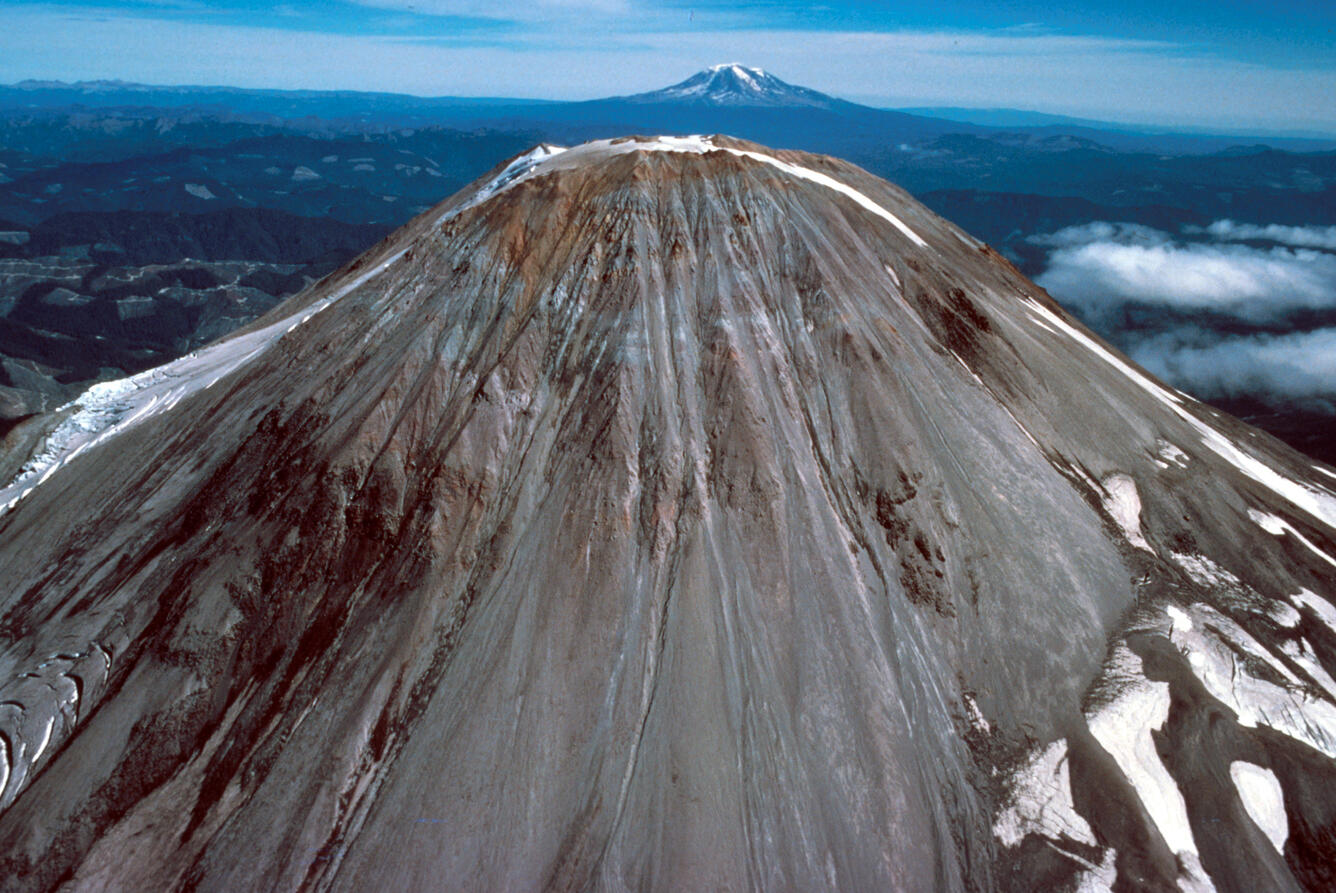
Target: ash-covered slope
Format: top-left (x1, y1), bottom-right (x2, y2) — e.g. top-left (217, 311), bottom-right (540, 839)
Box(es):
top-left (2, 135), bottom-right (1336, 892)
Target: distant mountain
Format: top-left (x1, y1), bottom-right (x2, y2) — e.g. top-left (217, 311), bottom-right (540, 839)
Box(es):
top-left (493, 66), bottom-right (977, 163)
top-left (622, 63), bottom-right (844, 109)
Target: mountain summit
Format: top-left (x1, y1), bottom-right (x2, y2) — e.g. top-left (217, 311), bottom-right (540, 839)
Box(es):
top-left (626, 63), bottom-right (842, 108)
top-left (2, 135), bottom-right (1336, 891)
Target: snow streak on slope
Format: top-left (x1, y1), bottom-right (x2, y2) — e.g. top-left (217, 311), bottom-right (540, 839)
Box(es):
top-left (1168, 601), bottom-right (1336, 756)
top-left (438, 143), bottom-right (567, 223)
top-left (716, 146), bottom-right (928, 246)
top-left (458, 136), bottom-right (928, 247)
top-left (1087, 656), bottom-right (1198, 862)
top-left (1022, 296), bottom-right (1336, 530)
top-left (1248, 508), bottom-right (1336, 567)
top-left (1230, 762), bottom-right (1287, 854)
top-left (0, 247), bottom-right (408, 517)
top-left (1101, 473), bottom-right (1151, 552)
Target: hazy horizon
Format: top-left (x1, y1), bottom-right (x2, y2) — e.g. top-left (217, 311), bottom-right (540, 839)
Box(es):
top-left (5, 67), bottom-right (1336, 142)
top-left (3, 1), bottom-right (1334, 135)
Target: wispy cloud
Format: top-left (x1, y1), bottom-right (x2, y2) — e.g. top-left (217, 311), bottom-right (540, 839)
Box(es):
top-left (1188, 220), bottom-right (1336, 251)
top-left (1028, 222), bottom-right (1170, 249)
top-left (351, 0), bottom-right (633, 16)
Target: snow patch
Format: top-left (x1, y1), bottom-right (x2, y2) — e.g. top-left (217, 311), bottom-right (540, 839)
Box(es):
top-left (1102, 473), bottom-right (1152, 552)
top-left (962, 692), bottom-right (991, 735)
top-left (1175, 852), bottom-right (1218, 893)
top-left (442, 143), bottom-right (569, 222)
top-left (1229, 762), bottom-right (1288, 853)
top-left (1168, 602), bottom-right (1336, 757)
top-left (1073, 848), bottom-right (1118, 893)
top-left (993, 738), bottom-right (1097, 848)
top-left (183, 183), bottom-right (215, 200)
top-left (1293, 589), bottom-right (1336, 627)
top-left (0, 646), bottom-right (114, 814)
top-left (1171, 553), bottom-right (1242, 591)
top-left (291, 166), bottom-right (320, 182)
top-left (1280, 638), bottom-right (1336, 698)
top-left (713, 62), bottom-right (766, 78)
top-left (1268, 601), bottom-right (1301, 628)
top-left (30, 715), bottom-right (54, 765)
top-left (1157, 440), bottom-right (1190, 468)
top-left (1087, 672), bottom-right (1199, 861)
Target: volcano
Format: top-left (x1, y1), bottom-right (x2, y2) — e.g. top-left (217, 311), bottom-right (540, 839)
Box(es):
top-left (624, 64), bottom-right (843, 109)
top-left (2, 135), bottom-right (1336, 891)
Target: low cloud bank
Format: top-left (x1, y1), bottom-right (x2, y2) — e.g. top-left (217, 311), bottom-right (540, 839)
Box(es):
top-left (1033, 223), bottom-right (1336, 321)
top-left (1129, 327), bottom-right (1336, 407)
top-left (1033, 220), bottom-right (1336, 412)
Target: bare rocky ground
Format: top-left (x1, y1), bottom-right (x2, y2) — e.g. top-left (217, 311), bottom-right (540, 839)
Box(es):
top-left (0, 136), bottom-right (1334, 891)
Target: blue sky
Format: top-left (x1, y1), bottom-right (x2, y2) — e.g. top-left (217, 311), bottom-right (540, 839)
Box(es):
top-left (4, 0), bottom-right (1335, 133)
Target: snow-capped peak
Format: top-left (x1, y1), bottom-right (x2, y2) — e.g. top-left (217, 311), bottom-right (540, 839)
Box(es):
top-left (708, 63), bottom-right (768, 82)
top-left (626, 64), bottom-right (838, 109)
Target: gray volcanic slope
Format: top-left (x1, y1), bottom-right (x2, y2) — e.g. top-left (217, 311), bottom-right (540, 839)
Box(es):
top-left (1, 135), bottom-right (1336, 892)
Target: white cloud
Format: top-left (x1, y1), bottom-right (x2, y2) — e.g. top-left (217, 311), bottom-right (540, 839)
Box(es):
top-left (1034, 221), bottom-right (1336, 412)
top-left (350, 0), bottom-right (633, 20)
top-left (1034, 223), bottom-right (1336, 320)
top-left (1130, 328), bottom-right (1336, 404)
top-left (1191, 220), bottom-right (1336, 251)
